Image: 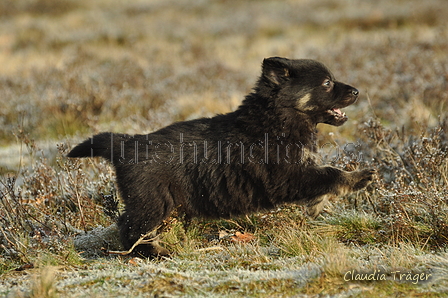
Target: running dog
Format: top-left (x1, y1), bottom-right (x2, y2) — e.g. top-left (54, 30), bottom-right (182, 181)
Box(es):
top-left (68, 57), bottom-right (375, 257)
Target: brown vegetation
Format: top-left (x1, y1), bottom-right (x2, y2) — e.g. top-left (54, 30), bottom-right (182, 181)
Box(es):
top-left (0, 0), bottom-right (447, 296)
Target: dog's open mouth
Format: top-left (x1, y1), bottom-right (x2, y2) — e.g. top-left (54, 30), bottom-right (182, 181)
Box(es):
top-left (328, 108), bottom-right (347, 120)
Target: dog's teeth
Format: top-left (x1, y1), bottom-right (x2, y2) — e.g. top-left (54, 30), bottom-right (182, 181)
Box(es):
top-left (333, 108), bottom-right (342, 115)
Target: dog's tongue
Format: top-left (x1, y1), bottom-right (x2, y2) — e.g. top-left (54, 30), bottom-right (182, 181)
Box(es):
top-left (332, 108), bottom-right (343, 115)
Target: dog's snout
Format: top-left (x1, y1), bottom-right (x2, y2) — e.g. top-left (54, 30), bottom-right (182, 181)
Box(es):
top-left (351, 88), bottom-right (359, 96)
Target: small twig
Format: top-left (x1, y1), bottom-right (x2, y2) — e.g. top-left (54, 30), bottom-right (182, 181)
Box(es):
top-left (366, 191), bottom-right (378, 214)
top-left (421, 234), bottom-right (431, 251)
top-left (106, 226), bottom-right (160, 256)
top-left (366, 93), bottom-right (379, 120)
top-left (0, 226), bottom-right (16, 248)
top-left (225, 219), bottom-right (244, 230)
top-left (0, 226), bottom-right (31, 263)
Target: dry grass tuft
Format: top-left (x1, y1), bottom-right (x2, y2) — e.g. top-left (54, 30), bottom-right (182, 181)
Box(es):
top-left (30, 266), bottom-right (58, 298)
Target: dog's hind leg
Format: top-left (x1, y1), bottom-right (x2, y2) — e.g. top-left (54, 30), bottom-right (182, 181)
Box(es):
top-left (306, 194), bottom-right (331, 219)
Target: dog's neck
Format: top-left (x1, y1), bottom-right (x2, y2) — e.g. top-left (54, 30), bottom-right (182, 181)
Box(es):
top-left (281, 111), bottom-right (318, 147)
top-left (236, 92), bottom-right (317, 148)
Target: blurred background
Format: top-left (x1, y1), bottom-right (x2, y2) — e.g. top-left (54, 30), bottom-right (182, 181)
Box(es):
top-left (1, 2), bottom-right (448, 291)
top-left (0, 0), bottom-right (447, 171)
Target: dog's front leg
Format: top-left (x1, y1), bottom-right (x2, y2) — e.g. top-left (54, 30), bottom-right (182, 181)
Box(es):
top-left (303, 166), bottom-right (376, 218)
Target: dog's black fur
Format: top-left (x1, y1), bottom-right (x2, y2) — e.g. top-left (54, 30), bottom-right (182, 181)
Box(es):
top-left (68, 57), bottom-right (375, 257)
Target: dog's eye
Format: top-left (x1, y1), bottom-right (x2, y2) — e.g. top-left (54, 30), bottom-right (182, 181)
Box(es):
top-left (323, 80), bottom-right (334, 90)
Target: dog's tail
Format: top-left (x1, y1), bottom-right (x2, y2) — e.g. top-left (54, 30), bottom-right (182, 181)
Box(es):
top-left (67, 132), bottom-right (116, 161)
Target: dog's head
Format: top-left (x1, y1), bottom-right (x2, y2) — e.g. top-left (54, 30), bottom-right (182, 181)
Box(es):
top-left (261, 57), bottom-right (359, 126)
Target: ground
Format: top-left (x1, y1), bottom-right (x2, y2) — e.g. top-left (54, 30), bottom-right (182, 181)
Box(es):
top-left (0, 0), bottom-right (447, 297)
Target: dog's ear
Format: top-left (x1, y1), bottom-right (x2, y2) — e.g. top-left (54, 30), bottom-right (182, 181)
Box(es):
top-left (262, 57), bottom-right (291, 85)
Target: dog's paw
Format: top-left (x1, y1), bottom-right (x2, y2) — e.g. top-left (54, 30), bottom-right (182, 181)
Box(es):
top-left (353, 169), bottom-right (376, 190)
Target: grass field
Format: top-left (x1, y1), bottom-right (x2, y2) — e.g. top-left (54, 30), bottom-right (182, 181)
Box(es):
top-left (1, 0), bottom-right (448, 297)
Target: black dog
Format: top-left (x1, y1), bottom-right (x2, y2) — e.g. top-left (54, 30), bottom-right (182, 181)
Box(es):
top-left (68, 57), bottom-right (375, 257)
